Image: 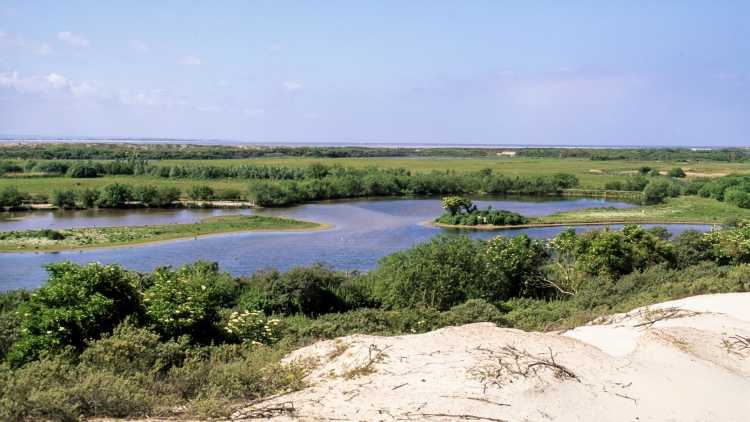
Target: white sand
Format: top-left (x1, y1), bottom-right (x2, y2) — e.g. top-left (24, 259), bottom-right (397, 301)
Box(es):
top-left (234, 293), bottom-right (750, 421)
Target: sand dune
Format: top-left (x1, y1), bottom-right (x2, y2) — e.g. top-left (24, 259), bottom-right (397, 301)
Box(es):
top-left (235, 293), bottom-right (750, 421)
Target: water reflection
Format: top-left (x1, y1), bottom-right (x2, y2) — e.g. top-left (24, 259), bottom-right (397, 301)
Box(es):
top-left (0, 197), bottom-right (710, 290)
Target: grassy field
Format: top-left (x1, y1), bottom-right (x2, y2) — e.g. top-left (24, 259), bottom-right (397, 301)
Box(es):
top-left (1, 157), bottom-right (747, 196)
top-left (533, 196), bottom-right (750, 225)
top-left (0, 215), bottom-right (325, 252)
top-left (432, 196), bottom-right (749, 230)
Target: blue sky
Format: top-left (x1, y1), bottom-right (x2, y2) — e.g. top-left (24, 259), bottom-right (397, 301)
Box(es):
top-left (0, 1), bottom-right (748, 146)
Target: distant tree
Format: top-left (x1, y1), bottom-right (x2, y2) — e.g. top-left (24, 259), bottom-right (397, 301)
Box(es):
top-left (77, 188), bottom-right (99, 208)
top-left (96, 183), bottom-right (133, 208)
top-left (667, 167), bottom-right (686, 178)
top-left (441, 196), bottom-right (475, 215)
top-left (0, 186), bottom-right (23, 208)
top-left (638, 166), bottom-right (652, 175)
top-left (66, 162), bottom-right (100, 178)
top-left (51, 189), bottom-right (77, 209)
top-left (187, 185), bottom-right (214, 201)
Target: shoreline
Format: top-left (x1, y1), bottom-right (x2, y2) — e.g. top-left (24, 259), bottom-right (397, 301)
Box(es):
top-left (429, 219), bottom-right (718, 231)
top-left (0, 217), bottom-right (330, 253)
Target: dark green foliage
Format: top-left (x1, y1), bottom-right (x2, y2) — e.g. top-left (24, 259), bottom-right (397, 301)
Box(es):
top-left (551, 225), bottom-right (675, 278)
top-left (188, 185), bottom-right (215, 201)
top-left (0, 161), bottom-right (22, 175)
top-left (697, 175), bottom-right (750, 207)
top-left (0, 291), bottom-right (30, 361)
top-left (0, 186), bottom-right (23, 208)
top-left (132, 185), bottom-right (181, 207)
top-left (96, 183), bottom-right (133, 208)
top-left (238, 264), bottom-right (365, 316)
top-left (77, 187), bottom-right (99, 208)
top-left (667, 167), bottom-right (686, 178)
top-left (436, 207), bottom-right (527, 226)
top-left (52, 189), bottom-right (77, 209)
top-left (642, 178), bottom-right (681, 204)
top-left (724, 188), bottom-right (750, 209)
top-left (32, 161), bottom-right (69, 174)
top-left (66, 162), bottom-right (100, 178)
top-left (7, 262), bottom-right (142, 366)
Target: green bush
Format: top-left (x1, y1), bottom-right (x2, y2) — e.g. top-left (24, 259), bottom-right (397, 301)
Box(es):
top-left (52, 189), bottom-right (77, 209)
top-left (66, 162), bottom-right (100, 178)
top-left (7, 262), bottom-right (142, 367)
top-left (77, 188), bottom-right (99, 208)
top-left (238, 264), bottom-right (357, 316)
top-left (642, 179), bottom-right (680, 204)
top-left (724, 188), bottom-right (750, 209)
top-left (96, 183), bottom-right (133, 208)
top-left (667, 167), bottom-right (686, 178)
top-left (144, 261), bottom-right (237, 341)
top-left (188, 185), bottom-right (214, 201)
top-left (132, 185), bottom-right (181, 207)
top-left (0, 186), bottom-right (23, 208)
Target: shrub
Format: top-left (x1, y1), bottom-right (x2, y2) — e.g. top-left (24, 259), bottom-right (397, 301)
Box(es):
top-left (371, 236), bottom-right (488, 310)
top-left (223, 310), bottom-right (281, 345)
top-left (724, 188), bottom-right (750, 209)
top-left (66, 162), bottom-right (100, 178)
top-left (133, 185), bottom-right (181, 207)
top-left (216, 188), bottom-right (242, 201)
top-left (0, 186), bottom-right (23, 208)
top-left (52, 189), bottom-right (77, 209)
top-left (238, 264), bottom-right (354, 316)
top-left (188, 185), bottom-right (215, 201)
top-left (603, 180), bottom-right (623, 190)
top-left (77, 188), bottom-right (99, 208)
top-left (7, 262), bottom-right (142, 366)
top-left (667, 167), bottom-right (686, 178)
top-left (96, 183), bottom-right (133, 208)
top-left (33, 161), bottom-right (69, 175)
top-left (144, 261), bottom-right (237, 341)
top-left (642, 179), bottom-right (680, 204)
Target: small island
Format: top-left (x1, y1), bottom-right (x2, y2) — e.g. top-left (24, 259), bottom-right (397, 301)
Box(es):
top-left (434, 196), bottom-right (528, 227)
top-left (0, 215), bottom-right (327, 252)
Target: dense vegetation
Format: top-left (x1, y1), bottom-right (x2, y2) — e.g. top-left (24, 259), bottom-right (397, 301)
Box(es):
top-left (435, 196), bottom-right (528, 226)
top-left (1, 222), bottom-right (749, 419)
top-left (1, 143), bottom-right (748, 162)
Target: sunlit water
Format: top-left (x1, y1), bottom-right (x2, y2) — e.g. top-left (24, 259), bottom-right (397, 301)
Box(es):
top-left (0, 197), bottom-right (710, 290)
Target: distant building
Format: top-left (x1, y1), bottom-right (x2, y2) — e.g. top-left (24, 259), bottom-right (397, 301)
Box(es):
top-left (497, 151), bottom-right (517, 157)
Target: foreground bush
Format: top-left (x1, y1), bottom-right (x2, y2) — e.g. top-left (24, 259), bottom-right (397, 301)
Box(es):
top-left (7, 263), bottom-right (142, 367)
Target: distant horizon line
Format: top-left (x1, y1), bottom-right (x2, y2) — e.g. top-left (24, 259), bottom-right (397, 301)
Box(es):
top-left (0, 135), bottom-right (747, 150)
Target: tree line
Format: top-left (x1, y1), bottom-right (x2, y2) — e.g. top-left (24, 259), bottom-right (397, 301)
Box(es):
top-left (0, 143), bottom-right (747, 161)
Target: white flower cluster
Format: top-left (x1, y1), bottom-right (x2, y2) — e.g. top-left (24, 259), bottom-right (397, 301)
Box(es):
top-left (225, 309), bottom-right (281, 345)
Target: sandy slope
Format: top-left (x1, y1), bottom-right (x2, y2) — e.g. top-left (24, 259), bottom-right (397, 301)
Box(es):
top-left (234, 293), bottom-right (750, 421)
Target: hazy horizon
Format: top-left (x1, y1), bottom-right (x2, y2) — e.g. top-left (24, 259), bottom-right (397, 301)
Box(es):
top-left (1, 1), bottom-right (749, 147)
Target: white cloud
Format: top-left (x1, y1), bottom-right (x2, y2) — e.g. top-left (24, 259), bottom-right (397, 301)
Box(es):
top-left (0, 31), bottom-right (52, 55)
top-left (129, 39), bottom-right (150, 53)
top-left (179, 55), bottom-right (202, 65)
top-left (282, 81), bottom-right (303, 92)
top-left (0, 71), bottom-right (103, 98)
top-left (57, 31), bottom-right (90, 48)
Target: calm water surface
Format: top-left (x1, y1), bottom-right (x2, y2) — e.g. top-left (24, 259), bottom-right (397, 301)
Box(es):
top-left (0, 198), bottom-right (710, 290)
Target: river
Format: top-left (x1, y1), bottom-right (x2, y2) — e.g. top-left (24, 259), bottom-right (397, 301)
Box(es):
top-left (0, 197), bottom-right (710, 290)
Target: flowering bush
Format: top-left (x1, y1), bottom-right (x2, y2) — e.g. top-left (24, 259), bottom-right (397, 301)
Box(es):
top-left (7, 262), bottom-right (141, 367)
top-left (704, 221), bottom-right (750, 264)
top-left (224, 310), bottom-right (281, 345)
top-left (144, 261), bottom-right (237, 340)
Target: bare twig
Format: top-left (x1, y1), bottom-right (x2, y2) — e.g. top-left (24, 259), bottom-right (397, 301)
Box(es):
top-left (439, 395), bottom-right (511, 407)
top-left (407, 412), bottom-right (509, 422)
